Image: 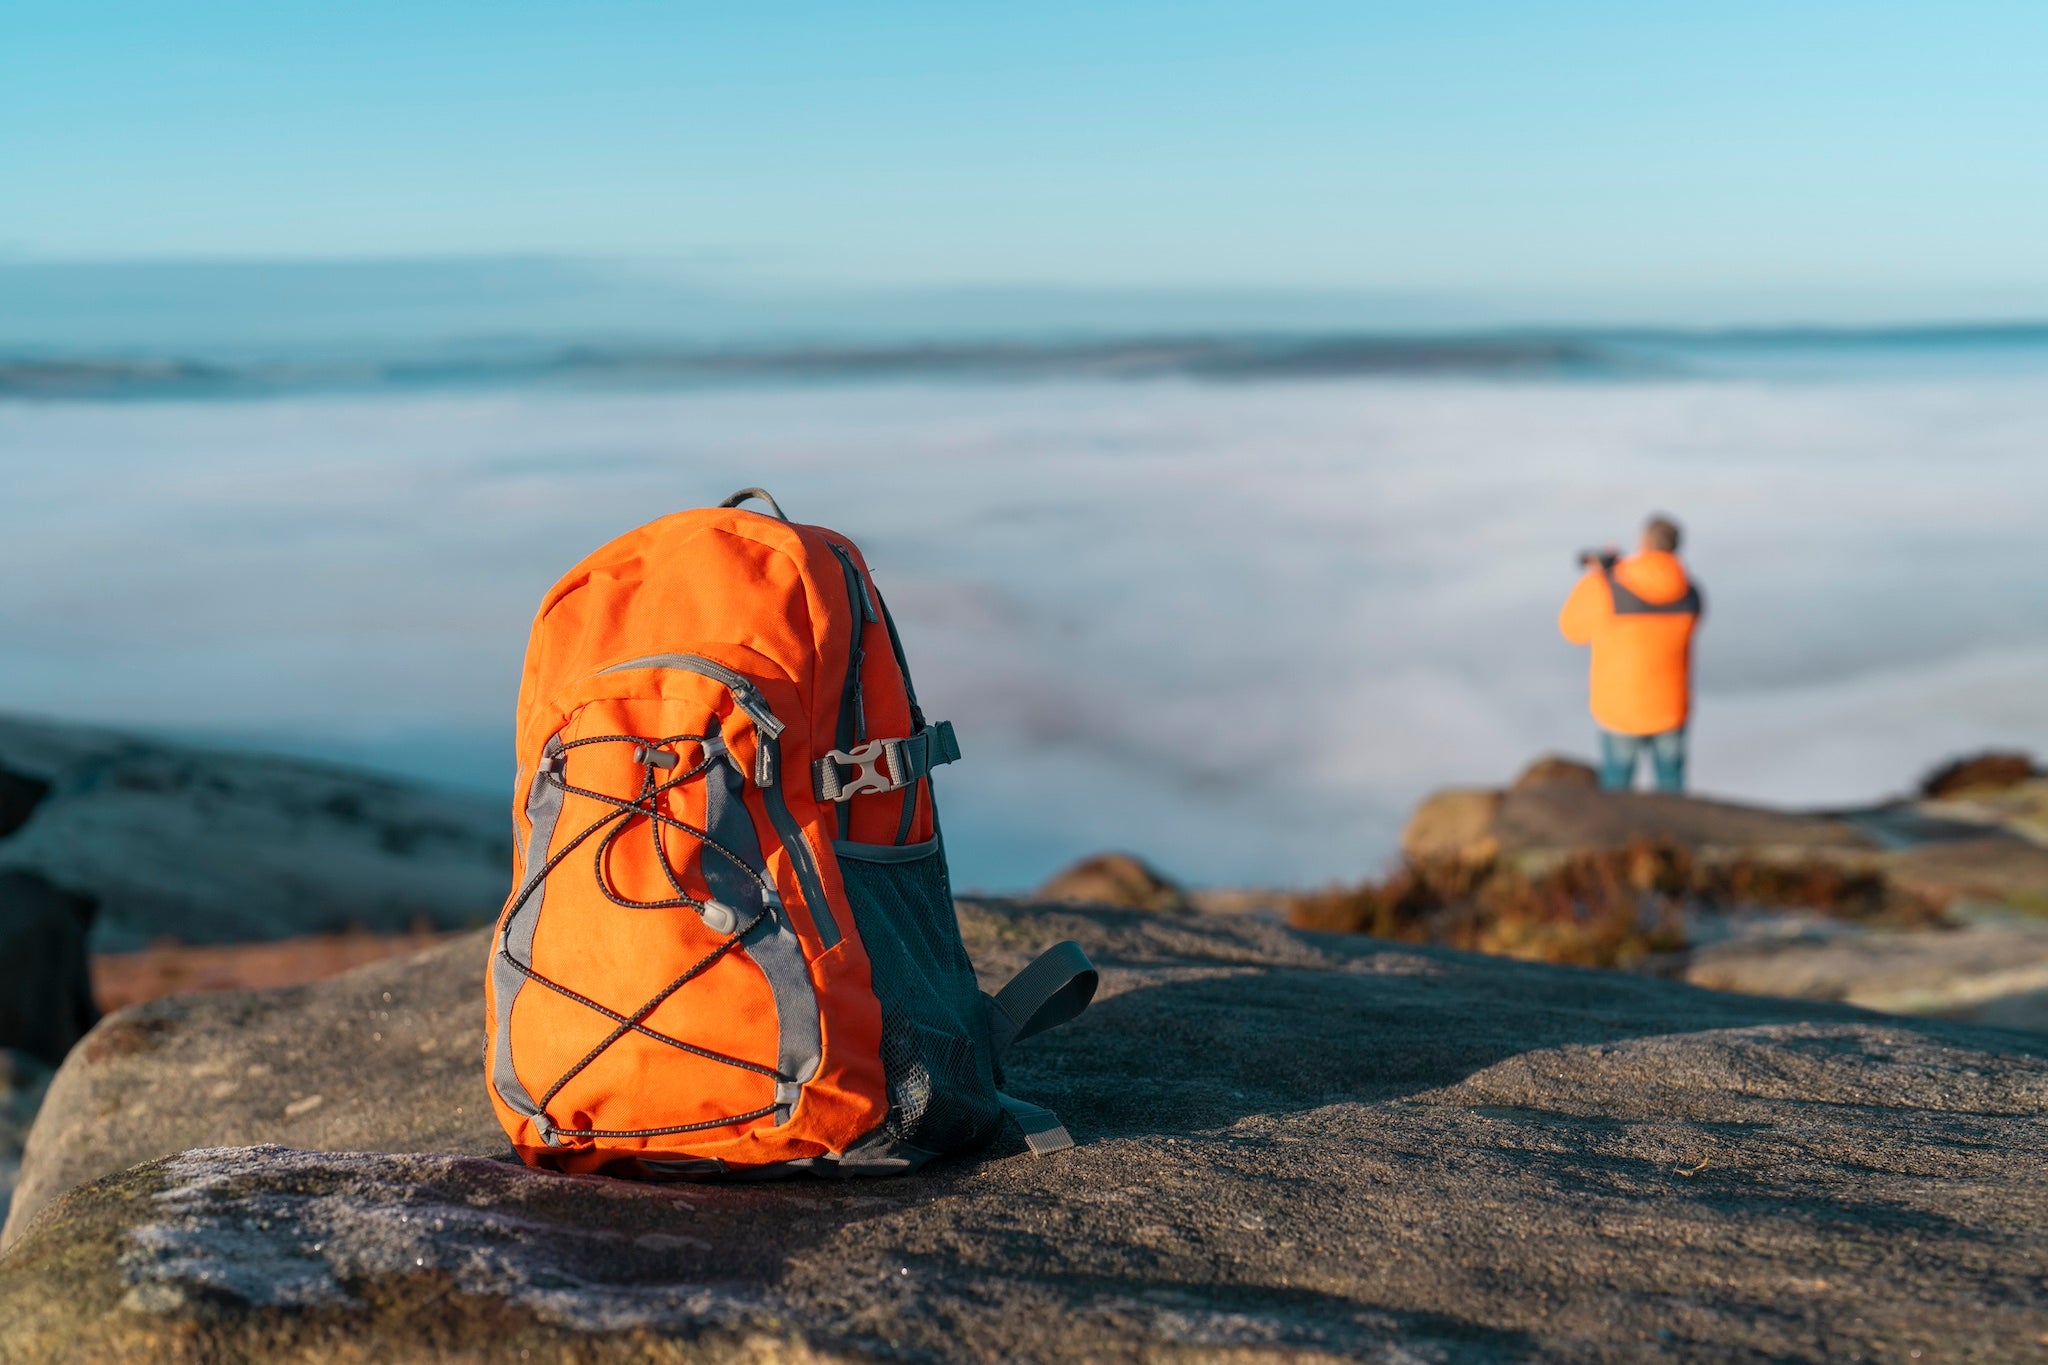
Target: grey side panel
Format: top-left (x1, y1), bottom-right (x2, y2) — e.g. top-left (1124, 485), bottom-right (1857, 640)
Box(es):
top-left (735, 916), bottom-right (820, 1088)
top-left (834, 836), bottom-right (941, 865)
top-left (707, 736), bottom-right (822, 1096)
top-left (490, 735), bottom-right (566, 1133)
top-left (761, 751), bottom-right (841, 950)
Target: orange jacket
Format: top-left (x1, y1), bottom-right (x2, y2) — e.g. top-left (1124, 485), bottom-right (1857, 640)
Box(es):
top-left (1558, 550), bottom-right (1702, 736)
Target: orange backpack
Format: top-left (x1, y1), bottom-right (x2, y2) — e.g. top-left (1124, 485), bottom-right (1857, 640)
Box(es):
top-left (484, 489), bottom-right (1096, 1176)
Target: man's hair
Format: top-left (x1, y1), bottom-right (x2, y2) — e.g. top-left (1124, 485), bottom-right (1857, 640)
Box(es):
top-left (1643, 515), bottom-right (1682, 553)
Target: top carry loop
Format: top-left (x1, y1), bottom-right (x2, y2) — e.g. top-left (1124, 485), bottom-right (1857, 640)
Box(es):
top-left (717, 487), bottom-right (789, 520)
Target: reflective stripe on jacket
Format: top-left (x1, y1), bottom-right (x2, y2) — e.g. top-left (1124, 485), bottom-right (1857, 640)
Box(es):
top-left (1557, 550), bottom-right (1702, 736)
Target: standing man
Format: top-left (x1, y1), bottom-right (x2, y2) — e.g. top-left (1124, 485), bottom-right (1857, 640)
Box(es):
top-left (1558, 514), bottom-right (1703, 792)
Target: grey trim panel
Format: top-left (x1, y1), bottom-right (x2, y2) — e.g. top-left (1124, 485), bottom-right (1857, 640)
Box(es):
top-left (762, 762), bottom-right (840, 950)
top-left (708, 734), bottom-right (822, 1098)
top-left (744, 907), bottom-right (821, 1092)
top-left (832, 836), bottom-right (941, 865)
top-left (490, 735), bottom-right (566, 1138)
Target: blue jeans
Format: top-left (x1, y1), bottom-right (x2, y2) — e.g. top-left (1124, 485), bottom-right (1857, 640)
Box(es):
top-left (1599, 727), bottom-right (1687, 792)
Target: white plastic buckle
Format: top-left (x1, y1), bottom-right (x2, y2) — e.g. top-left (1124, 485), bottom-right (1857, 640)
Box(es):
top-left (821, 738), bottom-right (902, 800)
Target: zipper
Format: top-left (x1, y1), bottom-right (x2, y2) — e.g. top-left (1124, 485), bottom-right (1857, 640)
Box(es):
top-left (602, 653), bottom-right (786, 742)
top-left (594, 651), bottom-right (838, 949)
top-left (827, 543), bottom-right (876, 744)
top-left (825, 543), bottom-right (876, 840)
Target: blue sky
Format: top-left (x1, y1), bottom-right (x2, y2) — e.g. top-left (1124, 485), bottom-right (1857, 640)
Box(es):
top-left (5, 1), bottom-right (2048, 324)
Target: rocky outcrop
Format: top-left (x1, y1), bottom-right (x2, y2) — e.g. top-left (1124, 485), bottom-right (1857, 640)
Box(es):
top-left (0, 871), bottom-right (98, 1066)
top-left (1399, 786), bottom-right (1504, 867)
top-left (1353, 773), bottom-right (2048, 1023)
top-left (1921, 749), bottom-right (2039, 799)
top-left (3, 901), bottom-right (2045, 1360)
top-left (1510, 754), bottom-right (1599, 791)
top-left (1032, 851), bottom-right (1192, 913)
top-left (1920, 776), bottom-right (2048, 853)
top-left (1407, 785), bottom-right (1873, 871)
top-left (1400, 780), bottom-right (2048, 910)
top-left (0, 713), bottom-right (510, 950)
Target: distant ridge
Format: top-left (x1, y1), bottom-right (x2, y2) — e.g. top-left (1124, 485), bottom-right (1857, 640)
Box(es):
top-left (0, 334), bottom-right (1621, 398)
top-left (7, 322), bottom-right (2048, 399)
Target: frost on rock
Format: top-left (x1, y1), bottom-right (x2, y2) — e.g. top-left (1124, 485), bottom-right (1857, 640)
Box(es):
top-left (117, 1145), bottom-right (767, 1332)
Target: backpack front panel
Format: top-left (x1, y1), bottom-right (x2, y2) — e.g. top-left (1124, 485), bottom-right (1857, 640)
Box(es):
top-left (502, 685), bottom-right (789, 1152)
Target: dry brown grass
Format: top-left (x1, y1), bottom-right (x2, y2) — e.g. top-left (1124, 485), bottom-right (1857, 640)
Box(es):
top-left (91, 929), bottom-right (463, 1014)
top-left (1288, 838), bottom-right (1941, 969)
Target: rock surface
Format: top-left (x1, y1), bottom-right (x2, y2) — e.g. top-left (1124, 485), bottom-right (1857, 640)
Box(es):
top-left (2, 934), bottom-right (503, 1249)
top-left (1686, 915), bottom-right (2048, 1033)
top-left (4, 901), bottom-right (2046, 1361)
top-left (0, 713), bottom-right (510, 949)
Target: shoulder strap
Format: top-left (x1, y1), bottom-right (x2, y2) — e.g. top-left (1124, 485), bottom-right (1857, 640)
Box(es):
top-left (985, 941), bottom-right (1099, 1156)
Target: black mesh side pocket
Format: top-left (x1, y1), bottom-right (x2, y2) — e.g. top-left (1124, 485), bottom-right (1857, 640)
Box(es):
top-left (836, 839), bottom-right (1003, 1157)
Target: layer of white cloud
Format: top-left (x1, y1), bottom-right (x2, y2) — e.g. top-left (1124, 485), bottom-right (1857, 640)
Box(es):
top-left (2, 371), bottom-right (2042, 888)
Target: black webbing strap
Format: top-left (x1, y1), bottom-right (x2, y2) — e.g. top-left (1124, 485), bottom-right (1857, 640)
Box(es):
top-left (813, 720), bottom-right (962, 802)
top-left (985, 941), bottom-right (1099, 1157)
top-left (988, 940), bottom-right (1098, 1058)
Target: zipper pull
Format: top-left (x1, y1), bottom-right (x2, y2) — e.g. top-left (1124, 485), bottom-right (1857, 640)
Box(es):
top-left (731, 682), bottom-right (786, 739)
top-left (831, 543), bottom-right (879, 622)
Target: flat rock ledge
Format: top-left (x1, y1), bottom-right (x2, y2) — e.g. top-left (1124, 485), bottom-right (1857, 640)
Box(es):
top-left (3, 903), bottom-right (2047, 1362)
